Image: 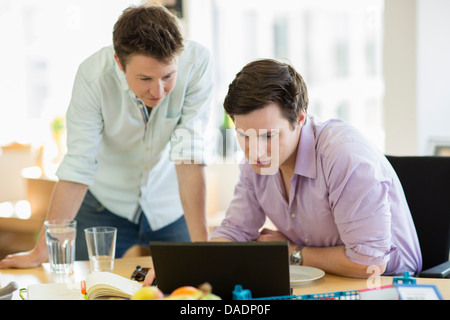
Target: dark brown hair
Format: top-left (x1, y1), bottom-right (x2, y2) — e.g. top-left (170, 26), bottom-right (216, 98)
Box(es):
top-left (113, 3), bottom-right (184, 68)
top-left (224, 59), bottom-right (309, 128)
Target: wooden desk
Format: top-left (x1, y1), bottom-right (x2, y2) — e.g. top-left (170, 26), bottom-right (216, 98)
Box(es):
top-left (1, 256), bottom-right (449, 300)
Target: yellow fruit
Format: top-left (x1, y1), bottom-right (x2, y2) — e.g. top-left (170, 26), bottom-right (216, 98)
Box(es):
top-left (161, 283), bottom-right (222, 300)
top-left (199, 293), bottom-right (221, 300)
top-left (131, 286), bottom-right (164, 300)
top-left (197, 283), bottom-right (221, 300)
top-left (170, 286), bottom-right (199, 297)
top-left (163, 294), bottom-right (196, 300)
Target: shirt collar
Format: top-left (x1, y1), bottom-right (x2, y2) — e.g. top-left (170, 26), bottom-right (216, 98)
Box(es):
top-left (294, 117), bottom-right (317, 179)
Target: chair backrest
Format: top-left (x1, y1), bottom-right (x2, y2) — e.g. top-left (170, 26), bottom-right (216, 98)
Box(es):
top-left (385, 155), bottom-right (450, 271)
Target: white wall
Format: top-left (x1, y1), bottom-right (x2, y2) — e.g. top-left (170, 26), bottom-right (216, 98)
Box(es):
top-left (383, 0), bottom-right (417, 155)
top-left (417, 0), bottom-right (450, 154)
top-left (384, 0), bottom-right (450, 155)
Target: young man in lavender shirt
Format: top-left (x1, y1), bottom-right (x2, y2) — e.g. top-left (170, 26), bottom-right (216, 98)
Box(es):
top-left (210, 59), bottom-right (422, 278)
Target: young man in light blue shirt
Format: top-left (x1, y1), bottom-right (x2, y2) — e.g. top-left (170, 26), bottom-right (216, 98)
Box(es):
top-left (0, 3), bottom-right (212, 268)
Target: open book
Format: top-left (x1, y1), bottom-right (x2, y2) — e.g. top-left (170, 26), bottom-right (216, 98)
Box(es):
top-left (26, 272), bottom-right (142, 300)
top-left (85, 271), bottom-right (142, 300)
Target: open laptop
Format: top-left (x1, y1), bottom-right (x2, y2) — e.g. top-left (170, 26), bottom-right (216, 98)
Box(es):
top-left (149, 241), bottom-right (290, 300)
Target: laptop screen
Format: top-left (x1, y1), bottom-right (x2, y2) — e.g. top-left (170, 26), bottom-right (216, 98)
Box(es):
top-left (149, 241), bottom-right (290, 300)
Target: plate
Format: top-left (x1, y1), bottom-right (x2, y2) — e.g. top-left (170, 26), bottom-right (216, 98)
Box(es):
top-left (290, 265), bottom-right (325, 284)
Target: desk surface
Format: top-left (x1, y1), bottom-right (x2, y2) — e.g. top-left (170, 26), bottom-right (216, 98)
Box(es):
top-left (1, 256), bottom-right (449, 300)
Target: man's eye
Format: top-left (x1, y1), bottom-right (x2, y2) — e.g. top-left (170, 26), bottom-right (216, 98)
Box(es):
top-left (266, 132), bottom-right (279, 139)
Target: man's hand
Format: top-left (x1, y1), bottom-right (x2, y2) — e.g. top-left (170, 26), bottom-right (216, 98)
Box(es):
top-left (142, 268), bottom-right (156, 286)
top-left (0, 247), bottom-right (47, 269)
top-left (257, 228), bottom-right (298, 256)
top-left (257, 228), bottom-right (289, 242)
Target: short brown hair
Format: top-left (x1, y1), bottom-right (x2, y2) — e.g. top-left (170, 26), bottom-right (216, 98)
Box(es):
top-left (224, 59), bottom-right (309, 128)
top-left (113, 3), bottom-right (184, 68)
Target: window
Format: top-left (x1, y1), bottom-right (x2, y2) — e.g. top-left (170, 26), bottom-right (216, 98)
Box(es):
top-left (186, 0), bottom-right (385, 151)
top-left (0, 0), bottom-right (385, 157)
top-left (0, 0), bottom-right (141, 148)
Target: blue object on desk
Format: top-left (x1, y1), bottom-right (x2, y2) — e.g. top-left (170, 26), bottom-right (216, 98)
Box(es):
top-left (232, 285), bottom-right (360, 300)
top-left (393, 271), bottom-right (417, 285)
top-left (391, 271), bottom-right (443, 300)
top-left (233, 271), bottom-right (442, 301)
top-left (232, 285), bottom-right (253, 300)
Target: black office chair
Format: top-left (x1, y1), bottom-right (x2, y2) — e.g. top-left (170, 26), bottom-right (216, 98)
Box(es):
top-left (386, 155), bottom-right (450, 278)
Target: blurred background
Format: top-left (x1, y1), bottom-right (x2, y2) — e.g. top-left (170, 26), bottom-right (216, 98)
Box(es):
top-left (1, 0), bottom-right (449, 257)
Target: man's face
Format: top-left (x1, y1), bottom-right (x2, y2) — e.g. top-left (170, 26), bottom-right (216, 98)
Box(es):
top-left (234, 102), bottom-right (304, 175)
top-left (115, 54), bottom-right (178, 108)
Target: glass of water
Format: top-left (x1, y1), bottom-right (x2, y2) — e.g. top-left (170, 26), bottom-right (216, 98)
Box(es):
top-left (44, 220), bottom-right (77, 274)
top-left (84, 226), bottom-right (117, 272)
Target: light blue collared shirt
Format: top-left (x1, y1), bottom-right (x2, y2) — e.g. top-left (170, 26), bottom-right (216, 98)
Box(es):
top-left (56, 40), bottom-right (213, 230)
top-left (211, 115), bottom-right (422, 276)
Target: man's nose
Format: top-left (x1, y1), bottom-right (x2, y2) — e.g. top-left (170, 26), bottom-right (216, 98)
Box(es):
top-left (149, 80), bottom-right (163, 97)
top-left (248, 135), bottom-right (267, 159)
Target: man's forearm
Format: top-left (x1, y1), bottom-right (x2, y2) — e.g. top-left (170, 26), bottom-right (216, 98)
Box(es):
top-left (302, 245), bottom-right (386, 278)
top-left (175, 163), bottom-right (208, 241)
top-left (34, 180), bottom-right (88, 252)
top-left (46, 180), bottom-right (89, 220)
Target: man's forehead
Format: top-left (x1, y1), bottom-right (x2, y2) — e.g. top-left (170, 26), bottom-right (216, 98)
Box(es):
top-left (126, 54), bottom-right (178, 71)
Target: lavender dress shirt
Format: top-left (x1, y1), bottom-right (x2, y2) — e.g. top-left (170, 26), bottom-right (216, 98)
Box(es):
top-left (211, 116), bottom-right (422, 276)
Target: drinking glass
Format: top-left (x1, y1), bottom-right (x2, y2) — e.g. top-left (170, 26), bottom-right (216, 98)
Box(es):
top-left (44, 220), bottom-right (77, 274)
top-left (84, 226), bottom-right (117, 272)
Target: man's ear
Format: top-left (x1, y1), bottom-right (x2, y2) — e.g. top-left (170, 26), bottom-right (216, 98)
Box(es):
top-left (114, 54), bottom-right (125, 72)
top-left (297, 110), bottom-right (306, 126)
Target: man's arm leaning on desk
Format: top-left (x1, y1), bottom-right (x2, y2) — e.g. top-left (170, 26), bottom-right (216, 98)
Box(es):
top-left (301, 245), bottom-right (387, 279)
top-left (212, 229), bottom-right (386, 279)
top-left (257, 228), bottom-right (387, 279)
top-left (0, 180), bottom-right (87, 269)
top-left (175, 163), bottom-right (208, 241)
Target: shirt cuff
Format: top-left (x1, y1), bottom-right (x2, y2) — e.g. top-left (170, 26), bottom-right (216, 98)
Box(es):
top-left (345, 244), bottom-right (397, 266)
top-left (55, 154), bottom-right (97, 186)
top-left (210, 222), bottom-right (258, 242)
top-left (170, 128), bottom-right (211, 165)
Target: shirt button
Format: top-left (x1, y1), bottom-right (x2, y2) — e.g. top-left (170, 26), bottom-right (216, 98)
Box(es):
top-left (144, 166), bottom-right (149, 171)
top-left (304, 238), bottom-right (309, 243)
top-left (145, 147), bottom-right (150, 152)
top-left (291, 213), bottom-right (296, 218)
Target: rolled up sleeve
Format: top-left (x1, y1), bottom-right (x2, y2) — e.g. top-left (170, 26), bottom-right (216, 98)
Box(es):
top-left (170, 45), bottom-right (213, 165)
top-left (325, 141), bottom-right (397, 266)
top-left (56, 68), bottom-right (102, 185)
